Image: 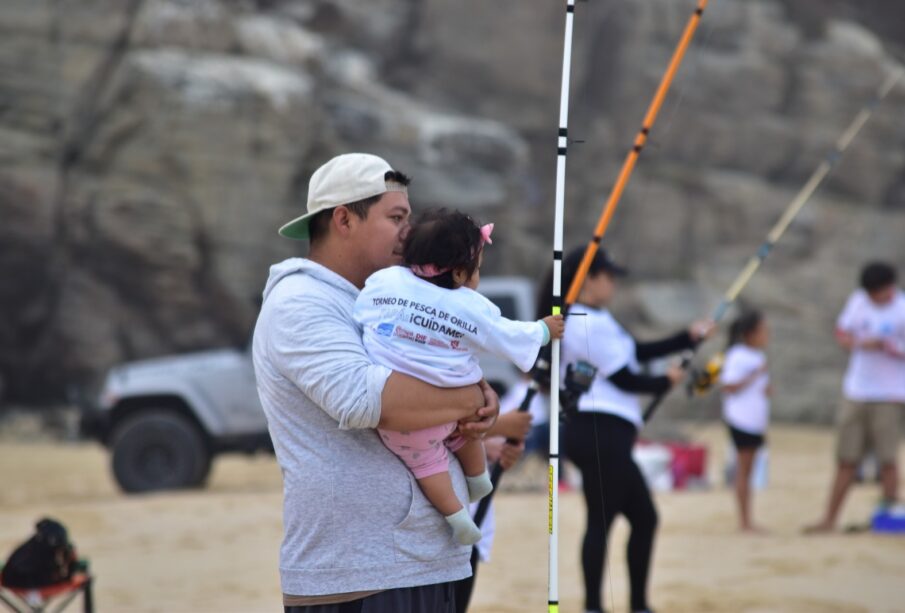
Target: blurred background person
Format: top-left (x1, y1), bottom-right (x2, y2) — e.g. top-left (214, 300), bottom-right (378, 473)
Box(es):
top-left (554, 246), bottom-right (714, 613)
top-left (806, 261), bottom-right (905, 533)
top-left (720, 309), bottom-right (772, 534)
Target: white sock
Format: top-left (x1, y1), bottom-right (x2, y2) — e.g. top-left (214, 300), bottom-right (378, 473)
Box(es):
top-left (466, 469), bottom-right (493, 503)
top-left (445, 508), bottom-right (481, 545)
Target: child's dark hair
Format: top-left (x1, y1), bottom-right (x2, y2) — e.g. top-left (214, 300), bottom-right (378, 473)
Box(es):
top-left (403, 208), bottom-right (484, 289)
top-left (860, 261), bottom-right (896, 293)
top-left (727, 309), bottom-right (764, 349)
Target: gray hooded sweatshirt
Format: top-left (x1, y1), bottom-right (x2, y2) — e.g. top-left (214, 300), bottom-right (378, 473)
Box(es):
top-left (252, 258), bottom-right (471, 597)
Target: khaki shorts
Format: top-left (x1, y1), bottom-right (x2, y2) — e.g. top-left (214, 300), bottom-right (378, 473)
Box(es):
top-left (835, 399), bottom-right (904, 465)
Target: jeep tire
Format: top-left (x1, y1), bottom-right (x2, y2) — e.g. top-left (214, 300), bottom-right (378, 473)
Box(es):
top-left (111, 411), bottom-right (211, 493)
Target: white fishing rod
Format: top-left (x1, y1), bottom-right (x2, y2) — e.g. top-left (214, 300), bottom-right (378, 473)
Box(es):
top-left (715, 69), bottom-right (903, 320)
top-left (644, 68), bottom-right (903, 421)
top-left (547, 1), bottom-right (577, 611)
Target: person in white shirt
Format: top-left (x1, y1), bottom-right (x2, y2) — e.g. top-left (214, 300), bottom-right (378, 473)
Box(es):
top-left (553, 246), bottom-right (714, 613)
top-left (354, 208), bottom-right (564, 546)
top-left (806, 261), bottom-right (905, 533)
top-left (719, 309), bottom-right (771, 533)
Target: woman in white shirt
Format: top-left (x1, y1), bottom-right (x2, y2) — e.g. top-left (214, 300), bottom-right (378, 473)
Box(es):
top-left (719, 310), bottom-right (770, 533)
top-left (551, 247), bottom-right (714, 613)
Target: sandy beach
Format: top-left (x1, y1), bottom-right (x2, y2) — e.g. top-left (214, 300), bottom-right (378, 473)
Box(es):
top-left (2, 422), bottom-right (903, 612)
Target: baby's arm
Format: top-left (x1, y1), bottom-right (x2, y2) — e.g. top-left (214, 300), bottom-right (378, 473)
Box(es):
top-left (470, 297), bottom-right (551, 372)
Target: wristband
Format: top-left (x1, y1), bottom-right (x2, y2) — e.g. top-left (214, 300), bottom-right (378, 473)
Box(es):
top-left (540, 321), bottom-right (551, 345)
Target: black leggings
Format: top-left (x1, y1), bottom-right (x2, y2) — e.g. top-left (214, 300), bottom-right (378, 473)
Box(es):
top-left (563, 412), bottom-right (658, 613)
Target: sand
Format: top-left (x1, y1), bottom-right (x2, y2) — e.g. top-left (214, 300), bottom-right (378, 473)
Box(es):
top-left (1, 423), bottom-right (903, 612)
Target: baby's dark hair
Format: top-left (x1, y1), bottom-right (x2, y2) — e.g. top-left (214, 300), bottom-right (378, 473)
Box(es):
top-left (727, 309), bottom-right (764, 349)
top-left (403, 208), bottom-right (484, 289)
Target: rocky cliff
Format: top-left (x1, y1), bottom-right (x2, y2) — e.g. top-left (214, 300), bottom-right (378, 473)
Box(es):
top-left (1, 0), bottom-right (903, 421)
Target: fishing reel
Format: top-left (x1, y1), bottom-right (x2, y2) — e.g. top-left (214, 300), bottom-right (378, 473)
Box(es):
top-left (530, 348), bottom-right (553, 390)
top-left (560, 360), bottom-right (598, 421)
top-left (686, 351), bottom-right (724, 397)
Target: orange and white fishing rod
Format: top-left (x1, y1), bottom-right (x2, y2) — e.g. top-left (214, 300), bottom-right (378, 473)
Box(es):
top-left (564, 0), bottom-right (709, 308)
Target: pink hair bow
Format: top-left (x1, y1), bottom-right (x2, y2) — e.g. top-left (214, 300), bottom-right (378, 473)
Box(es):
top-left (411, 222), bottom-right (494, 279)
top-left (480, 223), bottom-right (494, 245)
top-left (411, 263), bottom-right (451, 278)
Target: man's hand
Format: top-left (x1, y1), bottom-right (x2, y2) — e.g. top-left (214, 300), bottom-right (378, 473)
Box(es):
top-left (498, 441), bottom-right (525, 470)
top-left (484, 438), bottom-right (525, 470)
top-left (496, 411), bottom-right (532, 441)
top-left (883, 338), bottom-right (905, 359)
top-left (859, 337), bottom-right (885, 351)
top-left (666, 362), bottom-right (686, 387)
top-left (835, 328), bottom-right (855, 351)
top-left (689, 318), bottom-right (716, 342)
top-left (457, 380), bottom-right (499, 440)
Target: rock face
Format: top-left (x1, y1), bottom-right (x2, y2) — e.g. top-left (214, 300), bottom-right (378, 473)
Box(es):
top-left (1, 0), bottom-right (903, 421)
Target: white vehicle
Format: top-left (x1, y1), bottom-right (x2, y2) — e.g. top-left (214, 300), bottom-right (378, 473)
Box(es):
top-left (80, 276), bottom-right (538, 493)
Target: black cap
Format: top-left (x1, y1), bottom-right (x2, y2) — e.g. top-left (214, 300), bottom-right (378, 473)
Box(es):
top-left (599, 248), bottom-right (628, 277)
top-left (562, 246), bottom-right (628, 293)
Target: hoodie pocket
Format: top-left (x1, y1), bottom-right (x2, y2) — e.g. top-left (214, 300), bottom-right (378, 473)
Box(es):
top-left (392, 472), bottom-right (470, 563)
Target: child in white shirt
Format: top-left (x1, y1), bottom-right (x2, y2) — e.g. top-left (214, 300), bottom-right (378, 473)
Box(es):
top-left (354, 208), bottom-right (564, 544)
top-left (720, 309), bottom-right (771, 533)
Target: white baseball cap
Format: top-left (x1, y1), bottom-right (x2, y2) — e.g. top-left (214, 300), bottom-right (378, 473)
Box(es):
top-left (279, 153), bottom-right (406, 240)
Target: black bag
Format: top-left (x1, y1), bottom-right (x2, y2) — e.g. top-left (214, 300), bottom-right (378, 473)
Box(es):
top-left (1, 518), bottom-right (77, 588)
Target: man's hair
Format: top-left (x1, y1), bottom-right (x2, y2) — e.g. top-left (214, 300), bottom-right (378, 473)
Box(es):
top-left (403, 208), bottom-right (484, 289)
top-left (860, 261), bottom-right (897, 293)
top-left (308, 170), bottom-right (411, 244)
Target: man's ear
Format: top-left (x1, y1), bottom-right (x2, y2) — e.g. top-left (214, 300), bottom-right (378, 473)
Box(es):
top-left (332, 206), bottom-right (354, 237)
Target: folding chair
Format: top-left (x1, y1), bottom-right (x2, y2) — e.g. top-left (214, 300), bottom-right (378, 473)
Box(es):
top-left (0, 560), bottom-right (93, 613)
